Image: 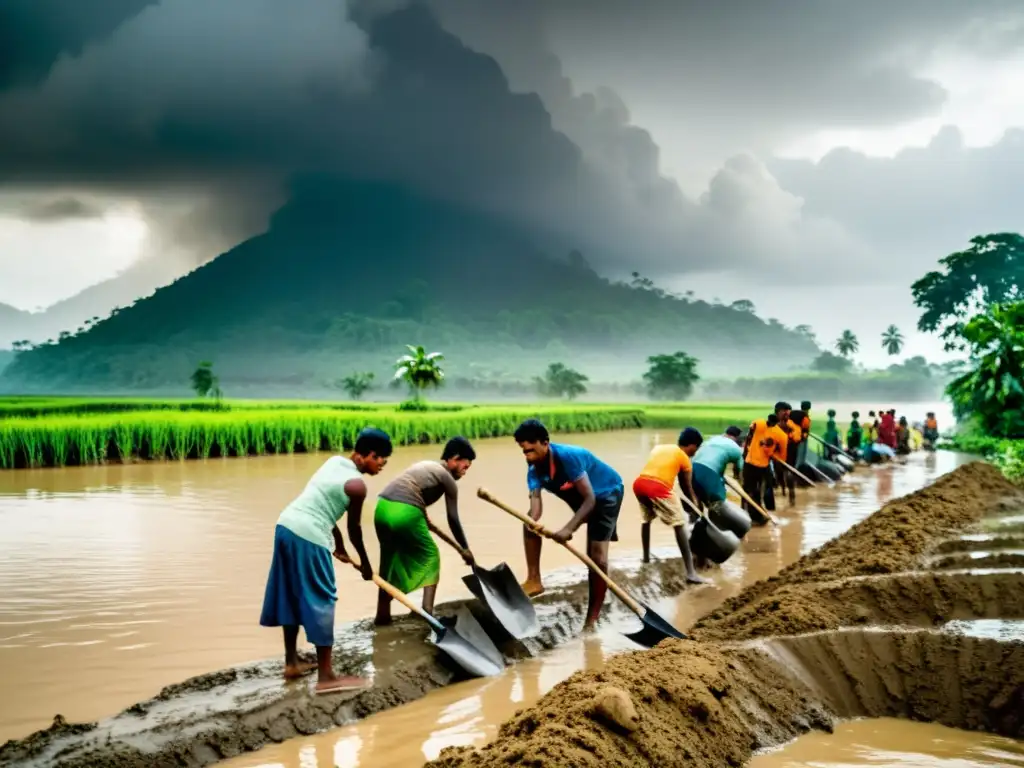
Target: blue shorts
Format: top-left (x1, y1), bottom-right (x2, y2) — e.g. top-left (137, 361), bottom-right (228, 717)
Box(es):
top-left (692, 462), bottom-right (727, 504)
top-left (260, 525), bottom-right (337, 648)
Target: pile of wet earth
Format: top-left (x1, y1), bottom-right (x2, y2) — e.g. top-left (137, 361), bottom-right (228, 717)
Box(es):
top-left (2, 461), bottom-right (1022, 768)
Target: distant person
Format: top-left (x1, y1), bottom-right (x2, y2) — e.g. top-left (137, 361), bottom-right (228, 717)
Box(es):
top-left (742, 407), bottom-right (789, 519)
top-left (896, 416), bottom-right (912, 455)
top-left (864, 411), bottom-right (878, 444)
top-left (260, 428), bottom-right (392, 694)
top-left (514, 419), bottom-right (624, 630)
top-left (693, 425), bottom-right (757, 519)
top-left (823, 409), bottom-right (842, 459)
top-left (373, 437), bottom-right (476, 625)
top-left (923, 412), bottom-right (940, 449)
top-left (878, 409), bottom-right (897, 449)
top-left (779, 404), bottom-right (803, 505)
top-left (632, 427), bottom-right (709, 584)
top-left (789, 401), bottom-right (813, 465)
top-left (847, 411), bottom-right (863, 454)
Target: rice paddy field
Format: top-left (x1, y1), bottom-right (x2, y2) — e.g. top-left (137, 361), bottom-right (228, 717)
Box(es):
top-left (0, 397), bottom-right (776, 469)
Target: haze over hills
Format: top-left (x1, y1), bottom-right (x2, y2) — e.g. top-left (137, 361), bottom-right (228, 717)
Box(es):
top-left (0, 176), bottom-right (819, 393)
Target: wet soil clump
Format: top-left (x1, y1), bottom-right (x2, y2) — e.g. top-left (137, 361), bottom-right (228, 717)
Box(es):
top-left (429, 462), bottom-right (1024, 768)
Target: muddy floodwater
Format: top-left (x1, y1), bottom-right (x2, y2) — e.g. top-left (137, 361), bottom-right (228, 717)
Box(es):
top-left (749, 718), bottom-right (1024, 767)
top-left (214, 449), bottom-right (970, 768)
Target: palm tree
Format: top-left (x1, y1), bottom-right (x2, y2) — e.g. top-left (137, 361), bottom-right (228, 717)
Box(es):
top-left (881, 325), bottom-right (904, 356)
top-left (393, 345), bottom-right (445, 403)
top-left (835, 330), bottom-right (860, 358)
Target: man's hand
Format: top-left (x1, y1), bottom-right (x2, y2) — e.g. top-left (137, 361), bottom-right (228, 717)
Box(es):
top-left (333, 549), bottom-right (352, 565)
top-left (549, 526), bottom-right (574, 544)
top-left (460, 548), bottom-right (476, 567)
top-left (359, 559), bottom-right (373, 582)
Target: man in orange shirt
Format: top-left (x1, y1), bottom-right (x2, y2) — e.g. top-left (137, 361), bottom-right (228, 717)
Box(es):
top-left (780, 403), bottom-right (805, 505)
top-left (742, 409), bottom-right (789, 519)
top-left (632, 427), bottom-right (709, 584)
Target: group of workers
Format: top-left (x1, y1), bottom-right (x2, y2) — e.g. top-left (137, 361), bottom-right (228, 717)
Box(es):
top-left (258, 401), bottom-right (925, 694)
top-left (827, 409), bottom-right (940, 460)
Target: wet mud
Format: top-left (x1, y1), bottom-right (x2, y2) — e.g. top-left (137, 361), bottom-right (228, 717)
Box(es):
top-left (0, 555), bottom-right (702, 768)
top-left (428, 462), bottom-right (1024, 768)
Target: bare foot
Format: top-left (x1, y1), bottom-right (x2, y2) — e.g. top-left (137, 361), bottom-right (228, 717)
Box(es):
top-left (686, 573), bottom-right (711, 585)
top-left (373, 615), bottom-right (393, 627)
top-left (315, 675), bottom-right (371, 695)
top-left (283, 662), bottom-right (317, 680)
top-left (642, 555), bottom-right (652, 564)
top-left (520, 580), bottom-right (545, 598)
top-left (582, 620), bottom-right (598, 633)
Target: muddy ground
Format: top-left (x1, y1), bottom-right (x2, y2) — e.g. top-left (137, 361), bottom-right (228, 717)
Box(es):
top-left (428, 462), bottom-right (1024, 768)
top-left (0, 552), bottom-right (703, 768)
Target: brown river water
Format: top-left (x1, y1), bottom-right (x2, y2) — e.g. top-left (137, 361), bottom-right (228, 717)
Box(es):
top-left (203, 445), bottom-right (977, 768)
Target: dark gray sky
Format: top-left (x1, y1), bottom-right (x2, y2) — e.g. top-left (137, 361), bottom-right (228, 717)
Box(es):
top-left (2, 0), bottom-right (1023, 364)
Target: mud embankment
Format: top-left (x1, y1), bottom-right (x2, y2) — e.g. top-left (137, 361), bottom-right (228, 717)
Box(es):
top-left (0, 553), bottom-right (702, 768)
top-left (428, 462), bottom-right (1024, 768)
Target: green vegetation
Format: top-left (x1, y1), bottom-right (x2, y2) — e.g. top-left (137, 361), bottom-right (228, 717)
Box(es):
top-left (642, 351), bottom-right (700, 401)
top-left (339, 372), bottom-right (375, 399)
top-left (881, 325), bottom-right (904, 356)
top-left (190, 361), bottom-right (223, 403)
top-left (392, 345), bottom-right (445, 408)
top-left (0, 398), bottom-right (772, 469)
top-left (835, 330), bottom-right (859, 358)
top-left (944, 301), bottom-right (1024, 438)
top-left (535, 363), bottom-right (589, 400)
top-left (942, 434), bottom-right (1024, 483)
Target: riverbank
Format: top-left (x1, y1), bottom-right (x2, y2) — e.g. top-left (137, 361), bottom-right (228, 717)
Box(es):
top-left (1, 457), bottom-right (1017, 767)
top-left (0, 399), bottom-right (772, 468)
top-left (425, 461), bottom-right (1024, 768)
top-left (943, 434), bottom-right (1024, 482)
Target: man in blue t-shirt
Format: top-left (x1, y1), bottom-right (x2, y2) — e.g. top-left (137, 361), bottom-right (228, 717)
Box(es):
top-left (513, 418), bottom-right (624, 630)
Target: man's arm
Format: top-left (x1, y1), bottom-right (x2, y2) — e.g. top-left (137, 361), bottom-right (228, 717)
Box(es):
top-left (551, 473), bottom-right (595, 543)
top-left (743, 424), bottom-right (755, 455)
top-left (678, 467), bottom-right (699, 507)
top-left (440, 474), bottom-right (473, 560)
top-left (343, 478), bottom-right (373, 580)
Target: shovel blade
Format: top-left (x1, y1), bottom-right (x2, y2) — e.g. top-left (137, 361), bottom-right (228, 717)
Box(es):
top-left (462, 563), bottom-right (540, 640)
top-left (623, 603), bottom-right (687, 648)
top-left (429, 606), bottom-right (505, 678)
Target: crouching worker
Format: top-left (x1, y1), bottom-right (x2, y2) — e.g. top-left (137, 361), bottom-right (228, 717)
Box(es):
top-left (632, 427), bottom-right (710, 584)
top-left (692, 425), bottom-right (745, 511)
top-left (514, 419), bottom-right (624, 631)
top-left (374, 436), bottom-right (476, 625)
top-left (260, 428), bottom-right (392, 694)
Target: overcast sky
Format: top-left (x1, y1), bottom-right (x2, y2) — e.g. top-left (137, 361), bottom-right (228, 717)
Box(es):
top-left (2, 0), bottom-right (1023, 366)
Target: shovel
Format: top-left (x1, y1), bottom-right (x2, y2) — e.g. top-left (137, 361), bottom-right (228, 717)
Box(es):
top-left (477, 488), bottom-right (686, 648)
top-left (801, 460), bottom-right (837, 487)
top-left (428, 524), bottom-right (540, 641)
top-left (774, 457), bottom-right (818, 488)
top-left (808, 432), bottom-right (857, 463)
top-left (722, 474), bottom-right (779, 526)
top-left (678, 493), bottom-right (741, 564)
top-left (350, 561), bottom-right (505, 678)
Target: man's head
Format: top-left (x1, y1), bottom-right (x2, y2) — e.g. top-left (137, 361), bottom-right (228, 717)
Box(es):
top-left (801, 400), bottom-right (812, 412)
top-left (514, 419), bottom-right (550, 464)
top-left (888, 409), bottom-right (896, 416)
top-left (766, 413), bottom-right (780, 428)
top-left (852, 410), bottom-right (860, 419)
top-left (926, 411), bottom-right (935, 419)
top-left (677, 426), bottom-right (704, 456)
top-left (773, 401), bottom-right (792, 424)
top-left (352, 427), bottom-right (393, 475)
top-left (441, 436), bottom-right (475, 479)
top-left (868, 410), bottom-right (876, 418)
top-left (725, 425), bottom-right (743, 445)
top-left (827, 409), bottom-right (836, 418)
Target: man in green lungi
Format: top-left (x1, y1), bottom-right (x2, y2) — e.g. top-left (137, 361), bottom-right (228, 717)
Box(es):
top-left (373, 436), bottom-right (476, 625)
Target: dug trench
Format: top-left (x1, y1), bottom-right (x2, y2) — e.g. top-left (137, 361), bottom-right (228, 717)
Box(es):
top-left (427, 461), bottom-right (1024, 768)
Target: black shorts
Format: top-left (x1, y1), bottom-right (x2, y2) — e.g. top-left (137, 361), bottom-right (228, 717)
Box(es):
top-left (586, 487), bottom-right (623, 542)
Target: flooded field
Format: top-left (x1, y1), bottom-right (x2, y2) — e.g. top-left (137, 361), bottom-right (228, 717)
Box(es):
top-left (748, 718), bottom-right (1024, 767)
top-left (217, 450), bottom-right (969, 768)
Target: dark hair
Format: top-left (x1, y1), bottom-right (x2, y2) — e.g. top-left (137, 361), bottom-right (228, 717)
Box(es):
top-left (513, 418), bottom-right (549, 444)
top-left (801, 400), bottom-right (811, 410)
top-left (442, 436), bottom-right (476, 461)
top-left (899, 416), bottom-right (908, 425)
top-left (354, 427), bottom-right (393, 457)
top-left (725, 425), bottom-right (742, 438)
top-left (868, 410), bottom-right (876, 416)
top-left (767, 414), bottom-right (779, 427)
top-left (774, 401), bottom-right (791, 413)
top-left (926, 411), bottom-right (935, 417)
top-left (852, 410), bottom-right (860, 418)
top-left (678, 426), bottom-right (703, 448)
top-left (827, 409), bottom-right (836, 417)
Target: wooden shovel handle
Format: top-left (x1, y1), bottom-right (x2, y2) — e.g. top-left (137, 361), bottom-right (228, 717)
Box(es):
top-left (677, 492), bottom-right (705, 519)
top-left (347, 558), bottom-right (440, 629)
top-left (803, 461), bottom-right (836, 485)
top-left (807, 432), bottom-right (857, 462)
top-left (774, 457), bottom-right (817, 487)
top-left (476, 487), bottom-right (644, 616)
top-left (723, 475), bottom-right (778, 526)
top-left (428, 522), bottom-right (471, 558)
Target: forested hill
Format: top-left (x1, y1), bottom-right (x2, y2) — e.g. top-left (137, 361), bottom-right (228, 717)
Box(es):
top-left (1, 178), bottom-right (819, 392)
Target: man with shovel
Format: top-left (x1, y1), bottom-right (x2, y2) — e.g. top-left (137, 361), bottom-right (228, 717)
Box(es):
top-left (742, 409), bottom-right (789, 521)
top-left (259, 427), bottom-right (392, 694)
top-left (632, 426), bottom-right (709, 584)
top-left (373, 436), bottom-right (477, 625)
top-left (692, 425), bottom-right (749, 512)
top-left (514, 418), bottom-right (624, 631)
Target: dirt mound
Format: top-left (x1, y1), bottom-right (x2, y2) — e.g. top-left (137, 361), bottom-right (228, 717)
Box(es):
top-left (932, 534), bottom-right (1024, 554)
top-left (693, 462), bottom-right (1023, 637)
top-left (931, 552), bottom-right (1024, 570)
top-left (428, 629), bottom-right (1023, 768)
top-left (428, 462), bottom-right (1024, 768)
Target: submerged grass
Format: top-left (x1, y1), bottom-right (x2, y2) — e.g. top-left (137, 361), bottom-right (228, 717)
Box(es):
top-left (0, 398), bottom-right (780, 468)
